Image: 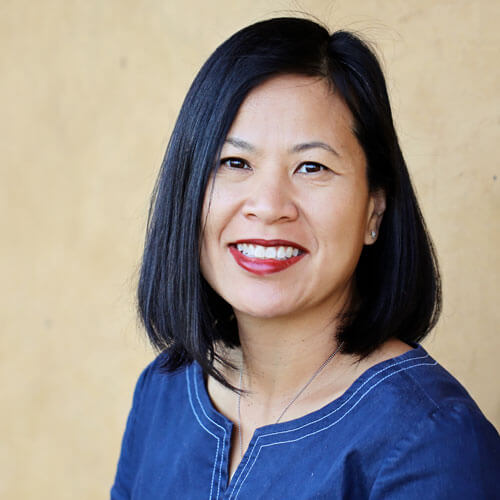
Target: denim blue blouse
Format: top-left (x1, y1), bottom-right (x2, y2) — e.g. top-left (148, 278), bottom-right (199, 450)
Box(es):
top-left (111, 345), bottom-right (499, 499)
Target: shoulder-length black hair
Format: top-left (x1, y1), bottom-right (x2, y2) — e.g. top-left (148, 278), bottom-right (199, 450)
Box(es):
top-left (138, 17), bottom-right (441, 387)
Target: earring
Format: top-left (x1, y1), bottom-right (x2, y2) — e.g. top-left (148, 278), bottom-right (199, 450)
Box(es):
top-left (370, 230), bottom-right (377, 238)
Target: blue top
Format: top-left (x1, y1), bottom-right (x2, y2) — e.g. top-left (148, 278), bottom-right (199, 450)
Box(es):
top-left (111, 345), bottom-right (500, 499)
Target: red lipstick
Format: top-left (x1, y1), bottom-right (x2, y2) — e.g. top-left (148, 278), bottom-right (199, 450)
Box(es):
top-left (229, 239), bottom-right (307, 275)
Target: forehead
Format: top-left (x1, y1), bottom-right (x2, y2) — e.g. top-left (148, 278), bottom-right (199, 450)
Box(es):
top-left (226, 74), bottom-right (356, 146)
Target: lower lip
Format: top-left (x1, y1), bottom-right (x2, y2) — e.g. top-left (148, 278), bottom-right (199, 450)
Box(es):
top-left (229, 246), bottom-right (305, 275)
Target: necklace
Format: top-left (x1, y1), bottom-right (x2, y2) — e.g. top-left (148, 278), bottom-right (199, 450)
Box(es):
top-left (236, 343), bottom-right (343, 458)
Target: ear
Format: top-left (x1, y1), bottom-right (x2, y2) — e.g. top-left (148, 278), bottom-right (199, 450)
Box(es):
top-left (364, 190), bottom-right (386, 245)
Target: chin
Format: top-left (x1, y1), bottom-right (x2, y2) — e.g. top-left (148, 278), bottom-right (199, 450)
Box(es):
top-left (232, 298), bottom-right (301, 321)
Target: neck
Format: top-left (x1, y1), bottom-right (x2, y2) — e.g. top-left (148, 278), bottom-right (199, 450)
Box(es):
top-left (234, 309), bottom-right (341, 403)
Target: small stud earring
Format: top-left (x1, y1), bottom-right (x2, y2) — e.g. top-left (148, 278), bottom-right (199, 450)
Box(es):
top-left (370, 230), bottom-right (377, 238)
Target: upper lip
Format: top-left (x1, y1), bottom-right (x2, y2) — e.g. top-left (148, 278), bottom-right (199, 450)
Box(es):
top-left (231, 239), bottom-right (308, 252)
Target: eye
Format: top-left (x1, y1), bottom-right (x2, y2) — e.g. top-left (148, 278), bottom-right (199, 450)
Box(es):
top-left (295, 162), bottom-right (330, 174)
top-left (220, 157), bottom-right (251, 170)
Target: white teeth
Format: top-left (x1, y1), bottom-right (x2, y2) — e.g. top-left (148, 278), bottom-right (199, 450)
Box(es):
top-left (254, 245), bottom-right (265, 258)
top-left (265, 247), bottom-right (276, 258)
top-left (235, 243), bottom-right (302, 260)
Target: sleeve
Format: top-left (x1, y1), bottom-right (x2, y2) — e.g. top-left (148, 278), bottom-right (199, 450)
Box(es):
top-left (369, 404), bottom-right (500, 500)
top-left (110, 360), bottom-right (158, 500)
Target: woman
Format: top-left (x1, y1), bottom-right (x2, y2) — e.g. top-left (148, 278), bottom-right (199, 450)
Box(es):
top-left (111, 18), bottom-right (499, 499)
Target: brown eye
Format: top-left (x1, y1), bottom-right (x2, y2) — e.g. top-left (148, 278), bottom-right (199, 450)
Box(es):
top-left (296, 162), bottom-right (329, 174)
top-left (220, 158), bottom-right (250, 170)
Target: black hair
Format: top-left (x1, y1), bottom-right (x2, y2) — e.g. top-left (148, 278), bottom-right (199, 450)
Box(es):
top-left (138, 17), bottom-right (441, 387)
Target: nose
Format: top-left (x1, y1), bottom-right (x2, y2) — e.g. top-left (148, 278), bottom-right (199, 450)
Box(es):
top-left (242, 170), bottom-right (299, 224)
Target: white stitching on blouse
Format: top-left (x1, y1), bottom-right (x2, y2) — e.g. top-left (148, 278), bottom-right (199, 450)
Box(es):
top-left (186, 367), bottom-right (220, 500)
top-left (230, 354), bottom-right (436, 499)
top-left (192, 365), bottom-right (228, 500)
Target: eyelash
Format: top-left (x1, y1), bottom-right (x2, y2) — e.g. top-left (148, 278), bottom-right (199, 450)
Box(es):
top-left (220, 157), bottom-right (331, 175)
top-left (220, 157), bottom-right (250, 170)
top-left (295, 162), bottom-right (329, 174)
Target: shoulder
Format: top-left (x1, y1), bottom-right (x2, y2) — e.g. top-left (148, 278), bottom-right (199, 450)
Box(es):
top-left (121, 352), bottom-right (202, 438)
top-left (131, 352), bottom-right (190, 406)
top-left (341, 344), bottom-right (498, 450)
top-left (368, 402), bottom-right (500, 498)
top-left (122, 354), bottom-right (199, 452)
top-left (363, 346), bottom-right (500, 498)
top-left (360, 344), bottom-right (483, 417)
top-left (111, 355), bottom-right (196, 498)
top-left (365, 345), bottom-right (498, 443)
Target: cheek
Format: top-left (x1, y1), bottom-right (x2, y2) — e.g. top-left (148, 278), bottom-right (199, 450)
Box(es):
top-left (316, 184), bottom-right (369, 224)
top-left (312, 191), bottom-right (371, 257)
top-left (199, 192), bottom-right (238, 281)
top-left (199, 187), bottom-right (218, 282)
top-left (203, 183), bottom-right (244, 237)
top-left (200, 179), bottom-right (228, 245)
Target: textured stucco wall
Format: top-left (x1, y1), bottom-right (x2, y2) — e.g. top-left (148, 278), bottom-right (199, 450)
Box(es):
top-left (1, 1), bottom-right (498, 498)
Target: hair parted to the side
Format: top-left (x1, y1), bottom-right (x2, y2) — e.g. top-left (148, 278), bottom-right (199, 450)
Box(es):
top-left (138, 17), bottom-right (441, 389)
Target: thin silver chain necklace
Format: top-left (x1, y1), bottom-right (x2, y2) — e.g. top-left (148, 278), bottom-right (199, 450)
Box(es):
top-left (236, 343), bottom-right (343, 458)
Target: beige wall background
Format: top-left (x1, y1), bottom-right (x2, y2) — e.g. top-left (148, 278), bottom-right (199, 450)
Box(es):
top-left (1, 0), bottom-right (498, 498)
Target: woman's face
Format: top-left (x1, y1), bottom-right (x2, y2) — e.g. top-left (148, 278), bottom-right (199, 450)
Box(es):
top-left (200, 74), bottom-right (383, 322)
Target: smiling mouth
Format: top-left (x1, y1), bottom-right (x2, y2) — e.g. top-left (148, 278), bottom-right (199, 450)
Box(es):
top-left (229, 240), bottom-right (306, 275)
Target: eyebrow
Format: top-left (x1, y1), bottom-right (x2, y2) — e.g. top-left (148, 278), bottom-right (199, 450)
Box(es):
top-left (291, 141), bottom-right (339, 157)
top-left (224, 137), bottom-right (256, 152)
top-left (224, 137), bottom-right (339, 157)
